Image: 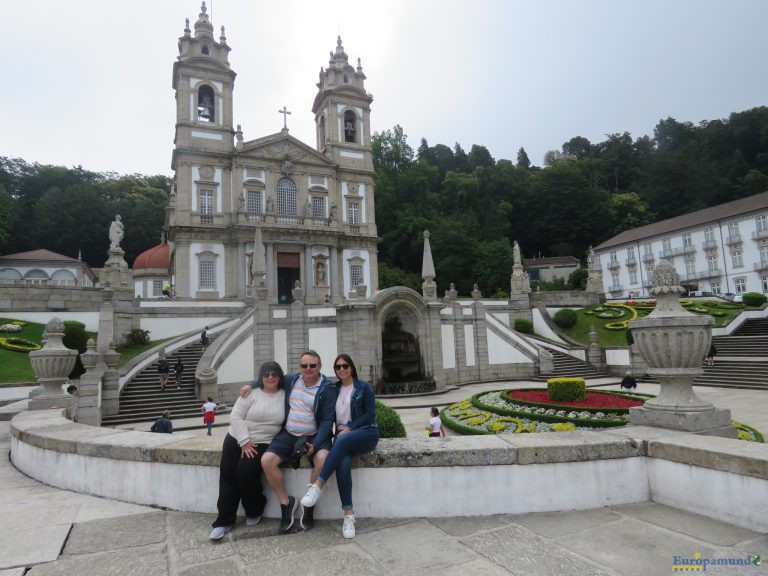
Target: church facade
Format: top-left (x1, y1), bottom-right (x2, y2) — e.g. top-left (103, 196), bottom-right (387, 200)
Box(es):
top-left (166, 3), bottom-right (378, 304)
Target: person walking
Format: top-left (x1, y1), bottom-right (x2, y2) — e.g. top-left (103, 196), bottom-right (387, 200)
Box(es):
top-left (174, 358), bottom-right (184, 389)
top-left (300, 354), bottom-right (378, 539)
top-left (150, 410), bottom-right (173, 434)
top-left (201, 397), bottom-right (219, 436)
top-left (209, 362), bottom-right (286, 540)
top-left (157, 356), bottom-right (170, 391)
top-left (706, 343), bottom-right (717, 367)
top-left (201, 326), bottom-right (210, 352)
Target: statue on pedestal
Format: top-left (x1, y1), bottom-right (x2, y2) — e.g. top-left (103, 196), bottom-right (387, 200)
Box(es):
top-left (109, 215), bottom-right (124, 251)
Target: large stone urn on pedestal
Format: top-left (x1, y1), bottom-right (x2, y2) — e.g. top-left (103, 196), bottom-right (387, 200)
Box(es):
top-left (28, 317), bottom-right (77, 410)
top-left (628, 262), bottom-right (736, 437)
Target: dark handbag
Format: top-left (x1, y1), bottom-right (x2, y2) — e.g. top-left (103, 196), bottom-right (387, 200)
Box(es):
top-left (288, 434), bottom-right (310, 469)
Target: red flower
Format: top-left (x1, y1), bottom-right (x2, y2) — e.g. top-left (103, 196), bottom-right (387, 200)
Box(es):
top-left (507, 389), bottom-right (644, 409)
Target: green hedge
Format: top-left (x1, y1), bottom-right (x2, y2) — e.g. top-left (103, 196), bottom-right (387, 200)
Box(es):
top-left (63, 321), bottom-right (88, 379)
top-left (553, 308), bottom-right (577, 328)
top-left (742, 292), bottom-right (767, 307)
top-left (547, 378), bottom-right (586, 402)
top-left (376, 400), bottom-right (406, 438)
top-left (514, 318), bottom-right (533, 334)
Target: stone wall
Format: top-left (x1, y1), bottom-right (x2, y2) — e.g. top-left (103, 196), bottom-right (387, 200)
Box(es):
top-left (0, 285), bottom-right (105, 312)
top-left (530, 291), bottom-right (603, 308)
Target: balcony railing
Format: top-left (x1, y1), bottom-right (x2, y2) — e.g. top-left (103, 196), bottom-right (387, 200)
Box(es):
top-left (673, 245), bottom-right (696, 256)
top-left (200, 214), bottom-right (214, 224)
top-left (641, 253), bottom-right (655, 262)
top-left (659, 248), bottom-right (675, 258)
top-left (753, 229), bottom-right (768, 241)
top-left (754, 260), bottom-right (768, 272)
top-left (726, 234), bottom-right (742, 245)
top-left (702, 240), bottom-right (718, 250)
top-left (683, 268), bottom-right (722, 280)
top-left (608, 284), bottom-right (624, 293)
top-left (625, 257), bottom-right (637, 266)
top-left (607, 260), bottom-right (620, 270)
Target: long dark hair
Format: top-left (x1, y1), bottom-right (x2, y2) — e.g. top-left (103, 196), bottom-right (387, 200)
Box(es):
top-left (254, 360), bottom-right (285, 389)
top-left (333, 353), bottom-right (358, 381)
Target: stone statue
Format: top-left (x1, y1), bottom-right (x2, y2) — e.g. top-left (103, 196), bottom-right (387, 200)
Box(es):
top-left (109, 215), bottom-right (124, 251)
top-left (315, 261), bottom-right (327, 286)
top-left (329, 202), bottom-right (337, 220)
top-left (238, 194), bottom-right (245, 214)
top-left (304, 197), bottom-right (313, 218)
top-left (587, 245), bottom-right (596, 269)
top-left (513, 241), bottom-right (521, 267)
top-left (266, 196), bottom-right (274, 213)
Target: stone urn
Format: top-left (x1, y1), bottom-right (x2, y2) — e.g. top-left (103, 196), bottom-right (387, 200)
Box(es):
top-left (29, 317), bottom-right (78, 396)
top-left (628, 261), bottom-right (735, 436)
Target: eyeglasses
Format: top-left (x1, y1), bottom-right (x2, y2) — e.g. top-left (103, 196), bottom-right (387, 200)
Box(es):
top-left (300, 363), bottom-right (318, 369)
top-left (263, 371), bottom-right (280, 378)
top-left (334, 363), bottom-right (350, 371)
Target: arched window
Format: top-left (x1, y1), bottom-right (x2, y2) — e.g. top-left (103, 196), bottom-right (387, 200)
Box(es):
top-left (343, 110), bottom-right (356, 143)
top-left (197, 85), bottom-right (215, 123)
top-left (276, 177), bottom-right (297, 215)
top-left (50, 270), bottom-right (76, 286)
top-left (24, 269), bottom-right (49, 285)
top-left (0, 268), bottom-right (21, 284)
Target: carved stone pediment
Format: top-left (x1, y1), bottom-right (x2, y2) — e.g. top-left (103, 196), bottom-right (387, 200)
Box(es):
top-left (198, 165), bottom-right (215, 181)
top-left (238, 133), bottom-right (336, 166)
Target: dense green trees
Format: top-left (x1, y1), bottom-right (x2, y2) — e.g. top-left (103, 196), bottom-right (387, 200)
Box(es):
top-left (0, 157), bottom-right (169, 265)
top-left (374, 107), bottom-right (768, 296)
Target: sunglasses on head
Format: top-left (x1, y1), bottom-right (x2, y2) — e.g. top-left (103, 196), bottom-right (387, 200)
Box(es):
top-left (300, 363), bottom-right (318, 369)
top-left (263, 371), bottom-right (280, 378)
top-left (334, 363), bottom-right (350, 370)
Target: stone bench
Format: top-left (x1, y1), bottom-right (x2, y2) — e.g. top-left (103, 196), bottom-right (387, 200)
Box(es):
top-left (9, 410), bottom-right (768, 531)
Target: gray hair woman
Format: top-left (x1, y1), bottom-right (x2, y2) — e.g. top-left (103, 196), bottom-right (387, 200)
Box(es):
top-left (210, 361), bottom-right (286, 540)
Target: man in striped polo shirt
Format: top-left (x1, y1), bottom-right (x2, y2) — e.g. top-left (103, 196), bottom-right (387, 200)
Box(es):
top-left (247, 350), bottom-right (337, 534)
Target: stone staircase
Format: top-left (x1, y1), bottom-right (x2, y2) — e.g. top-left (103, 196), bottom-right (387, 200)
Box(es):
top-left (535, 349), bottom-right (610, 381)
top-left (691, 319), bottom-right (768, 390)
top-left (102, 339), bottom-right (227, 427)
top-left (731, 317), bottom-right (768, 337)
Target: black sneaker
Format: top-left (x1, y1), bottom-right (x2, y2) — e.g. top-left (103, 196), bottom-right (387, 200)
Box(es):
top-left (280, 496), bottom-right (297, 533)
top-left (300, 505), bottom-right (315, 531)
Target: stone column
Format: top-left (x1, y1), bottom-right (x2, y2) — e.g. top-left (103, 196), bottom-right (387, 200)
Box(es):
top-left (76, 339), bottom-right (104, 425)
top-left (305, 246), bottom-right (315, 299)
top-left (586, 325), bottom-right (605, 368)
top-left (330, 247), bottom-right (340, 302)
top-left (101, 343), bottom-right (121, 416)
top-left (175, 240), bottom-right (191, 298)
top-left (266, 243), bottom-right (276, 299)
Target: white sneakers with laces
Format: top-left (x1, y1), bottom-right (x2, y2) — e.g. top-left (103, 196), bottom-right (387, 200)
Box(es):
top-left (301, 483), bottom-right (322, 508)
top-left (342, 515), bottom-right (356, 538)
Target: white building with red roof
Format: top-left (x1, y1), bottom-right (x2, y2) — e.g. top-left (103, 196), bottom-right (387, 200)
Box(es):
top-left (132, 243), bottom-right (171, 298)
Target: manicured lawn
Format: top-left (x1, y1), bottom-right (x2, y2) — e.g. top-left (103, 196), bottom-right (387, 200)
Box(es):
top-left (558, 300), bottom-right (755, 347)
top-left (0, 318), bottom-right (46, 383)
top-left (116, 337), bottom-right (176, 367)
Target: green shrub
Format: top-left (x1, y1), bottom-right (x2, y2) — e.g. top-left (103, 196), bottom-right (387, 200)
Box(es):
top-left (126, 328), bottom-right (151, 346)
top-left (547, 378), bottom-right (586, 402)
top-left (553, 308), bottom-right (577, 328)
top-left (376, 400), bottom-right (406, 438)
top-left (742, 292), bottom-right (767, 307)
top-left (63, 321), bottom-right (88, 379)
top-left (514, 318), bottom-right (533, 334)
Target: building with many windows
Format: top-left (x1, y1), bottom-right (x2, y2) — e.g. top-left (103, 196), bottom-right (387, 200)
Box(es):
top-left (166, 4), bottom-right (378, 303)
top-left (594, 192), bottom-right (768, 298)
top-left (0, 249), bottom-right (97, 287)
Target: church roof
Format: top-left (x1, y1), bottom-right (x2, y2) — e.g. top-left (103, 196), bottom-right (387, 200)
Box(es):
top-left (133, 243), bottom-right (171, 270)
top-left (238, 131), bottom-right (336, 167)
top-left (0, 249), bottom-right (81, 263)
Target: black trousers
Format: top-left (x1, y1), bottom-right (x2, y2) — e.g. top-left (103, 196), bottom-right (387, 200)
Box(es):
top-left (212, 434), bottom-right (268, 528)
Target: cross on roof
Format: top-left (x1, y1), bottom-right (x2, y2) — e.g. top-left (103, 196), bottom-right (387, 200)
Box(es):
top-left (278, 106), bottom-right (291, 130)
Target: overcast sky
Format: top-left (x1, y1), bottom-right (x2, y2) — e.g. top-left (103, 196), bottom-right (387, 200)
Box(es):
top-left (1, 0), bottom-right (766, 176)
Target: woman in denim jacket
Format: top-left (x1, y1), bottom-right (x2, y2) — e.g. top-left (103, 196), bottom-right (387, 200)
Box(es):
top-left (300, 353), bottom-right (378, 539)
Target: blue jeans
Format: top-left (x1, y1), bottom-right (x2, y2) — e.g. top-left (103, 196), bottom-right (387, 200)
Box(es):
top-left (318, 427), bottom-right (378, 510)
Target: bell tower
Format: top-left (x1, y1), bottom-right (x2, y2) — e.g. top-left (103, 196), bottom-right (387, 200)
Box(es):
top-left (312, 37), bottom-right (374, 172)
top-left (172, 2), bottom-right (236, 157)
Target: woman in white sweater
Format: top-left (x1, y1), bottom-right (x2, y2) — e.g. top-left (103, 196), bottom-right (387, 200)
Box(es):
top-left (209, 361), bottom-right (286, 540)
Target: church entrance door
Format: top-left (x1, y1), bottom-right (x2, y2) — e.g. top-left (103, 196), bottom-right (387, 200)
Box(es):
top-left (277, 252), bottom-right (300, 304)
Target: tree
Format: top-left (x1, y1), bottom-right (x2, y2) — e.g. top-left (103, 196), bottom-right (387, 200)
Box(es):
top-left (372, 125), bottom-right (414, 175)
top-left (468, 144), bottom-right (494, 170)
top-left (453, 143), bottom-right (469, 172)
top-left (562, 136), bottom-right (591, 159)
top-left (0, 185), bottom-right (11, 251)
top-left (516, 147), bottom-right (530, 169)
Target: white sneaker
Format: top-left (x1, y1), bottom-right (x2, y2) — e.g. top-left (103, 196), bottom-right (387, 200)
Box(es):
top-left (209, 525), bottom-right (232, 540)
top-left (342, 515), bottom-right (356, 539)
top-left (301, 483), bottom-right (322, 508)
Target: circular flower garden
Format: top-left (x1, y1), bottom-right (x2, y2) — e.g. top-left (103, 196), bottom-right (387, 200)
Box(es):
top-left (585, 299), bottom-right (744, 331)
top-left (441, 381), bottom-right (763, 442)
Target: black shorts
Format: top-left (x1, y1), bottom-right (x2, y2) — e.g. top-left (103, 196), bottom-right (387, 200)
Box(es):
top-left (266, 429), bottom-right (330, 461)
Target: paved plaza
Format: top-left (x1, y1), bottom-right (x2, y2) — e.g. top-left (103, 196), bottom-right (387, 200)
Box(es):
top-left (2, 379), bottom-right (767, 575)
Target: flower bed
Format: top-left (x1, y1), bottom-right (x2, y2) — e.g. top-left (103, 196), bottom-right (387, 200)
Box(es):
top-left (441, 389), bottom-right (762, 442)
top-left (0, 337), bottom-right (42, 353)
top-left (507, 389), bottom-right (645, 410)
